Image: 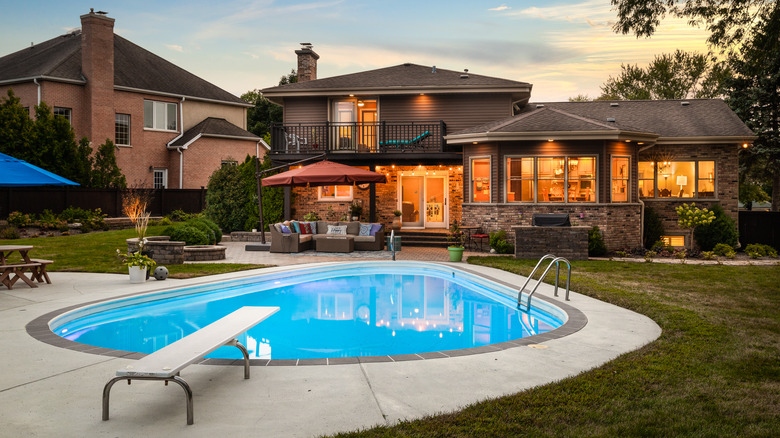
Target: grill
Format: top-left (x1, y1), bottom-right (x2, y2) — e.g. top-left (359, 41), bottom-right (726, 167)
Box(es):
top-left (531, 214), bottom-right (571, 227)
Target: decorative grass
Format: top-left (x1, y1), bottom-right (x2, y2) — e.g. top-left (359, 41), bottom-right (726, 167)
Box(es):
top-left (0, 226), bottom-right (263, 278)
top-left (335, 257), bottom-right (780, 437)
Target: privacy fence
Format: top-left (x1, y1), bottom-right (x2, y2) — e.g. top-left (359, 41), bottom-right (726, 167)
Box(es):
top-left (738, 211), bottom-right (780, 250)
top-left (0, 187), bottom-right (207, 218)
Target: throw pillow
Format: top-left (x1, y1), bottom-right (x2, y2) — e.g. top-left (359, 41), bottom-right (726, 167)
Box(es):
top-left (308, 221), bottom-right (318, 234)
top-left (300, 222), bottom-right (312, 234)
top-left (280, 224), bottom-right (291, 234)
top-left (359, 223), bottom-right (372, 236)
top-left (290, 221), bottom-right (300, 233)
top-left (370, 223), bottom-right (382, 236)
top-left (327, 225), bottom-right (347, 235)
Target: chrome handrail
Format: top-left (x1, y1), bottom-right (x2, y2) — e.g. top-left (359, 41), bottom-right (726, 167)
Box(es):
top-left (517, 254), bottom-right (572, 310)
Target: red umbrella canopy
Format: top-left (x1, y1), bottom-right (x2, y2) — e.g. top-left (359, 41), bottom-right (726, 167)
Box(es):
top-left (261, 160), bottom-right (387, 187)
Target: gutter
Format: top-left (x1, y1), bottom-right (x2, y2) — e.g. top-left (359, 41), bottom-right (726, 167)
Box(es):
top-left (114, 85), bottom-right (252, 108)
top-left (164, 97), bottom-right (187, 189)
top-left (445, 130), bottom-right (659, 144)
top-left (0, 75), bottom-right (86, 87)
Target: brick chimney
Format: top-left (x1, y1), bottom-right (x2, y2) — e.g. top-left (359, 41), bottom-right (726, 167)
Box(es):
top-left (295, 43), bottom-right (319, 82)
top-left (80, 9), bottom-right (115, 146)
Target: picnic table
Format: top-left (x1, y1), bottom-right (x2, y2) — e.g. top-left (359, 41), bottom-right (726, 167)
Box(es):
top-left (0, 245), bottom-right (51, 290)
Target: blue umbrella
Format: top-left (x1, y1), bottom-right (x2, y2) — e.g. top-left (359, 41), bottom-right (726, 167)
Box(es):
top-left (0, 152), bottom-right (80, 187)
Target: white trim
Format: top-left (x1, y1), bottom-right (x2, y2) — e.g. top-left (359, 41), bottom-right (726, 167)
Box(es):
top-left (446, 130), bottom-right (659, 144)
top-left (469, 155), bottom-right (492, 204)
top-left (114, 85), bottom-right (252, 108)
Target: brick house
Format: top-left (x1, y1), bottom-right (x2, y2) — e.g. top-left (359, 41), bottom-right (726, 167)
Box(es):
top-left (0, 10), bottom-right (262, 189)
top-left (263, 46), bottom-right (754, 250)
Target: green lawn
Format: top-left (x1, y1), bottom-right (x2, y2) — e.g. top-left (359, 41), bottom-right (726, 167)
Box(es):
top-left (336, 257), bottom-right (780, 437)
top-left (0, 226), bottom-right (263, 278)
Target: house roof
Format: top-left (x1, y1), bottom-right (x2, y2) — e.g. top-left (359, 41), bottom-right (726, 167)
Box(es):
top-left (446, 99), bottom-right (755, 144)
top-left (169, 117), bottom-right (260, 148)
top-left (0, 30), bottom-right (248, 106)
top-left (261, 63), bottom-right (532, 103)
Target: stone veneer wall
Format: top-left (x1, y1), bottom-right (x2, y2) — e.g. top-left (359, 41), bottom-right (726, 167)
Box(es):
top-left (462, 203), bottom-right (642, 251)
top-left (290, 165), bottom-right (463, 228)
top-left (513, 226), bottom-right (590, 261)
top-left (127, 236), bottom-right (184, 264)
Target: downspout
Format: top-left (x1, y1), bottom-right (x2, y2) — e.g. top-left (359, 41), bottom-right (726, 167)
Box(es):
top-left (33, 78), bottom-right (41, 105)
top-left (171, 97), bottom-right (186, 188)
top-left (178, 148), bottom-right (184, 189)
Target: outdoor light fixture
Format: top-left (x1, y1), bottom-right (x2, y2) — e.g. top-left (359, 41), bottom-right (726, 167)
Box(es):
top-left (742, 143), bottom-right (749, 149)
top-left (547, 139), bottom-right (554, 142)
top-left (357, 101), bottom-right (364, 107)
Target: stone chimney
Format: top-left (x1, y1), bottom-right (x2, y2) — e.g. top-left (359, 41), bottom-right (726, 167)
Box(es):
top-left (295, 43), bottom-right (319, 82)
top-left (80, 9), bottom-right (115, 146)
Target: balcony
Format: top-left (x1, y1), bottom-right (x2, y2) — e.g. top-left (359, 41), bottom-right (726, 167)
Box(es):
top-left (270, 121), bottom-right (449, 159)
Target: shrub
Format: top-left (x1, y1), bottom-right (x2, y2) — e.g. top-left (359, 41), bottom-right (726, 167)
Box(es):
top-left (588, 226), bottom-right (607, 257)
top-left (206, 163), bottom-right (248, 233)
top-left (651, 240), bottom-right (673, 253)
top-left (0, 226), bottom-right (20, 239)
top-left (37, 209), bottom-right (66, 230)
top-left (644, 250), bottom-right (656, 262)
top-left (489, 230), bottom-right (514, 254)
top-left (303, 211), bottom-right (322, 222)
top-left (59, 206), bottom-right (107, 231)
top-left (166, 209), bottom-right (197, 222)
top-left (7, 211), bottom-right (33, 227)
top-left (744, 243), bottom-right (778, 258)
top-left (643, 206), bottom-right (665, 249)
top-left (166, 225), bottom-right (209, 245)
top-left (615, 250), bottom-right (629, 258)
top-left (701, 251), bottom-right (716, 260)
top-left (186, 217), bottom-right (222, 244)
top-left (693, 204), bottom-right (738, 251)
top-left (713, 243), bottom-right (736, 258)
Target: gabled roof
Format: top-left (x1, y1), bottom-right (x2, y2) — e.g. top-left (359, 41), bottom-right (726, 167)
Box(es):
top-left (168, 117), bottom-right (260, 148)
top-left (0, 31), bottom-right (248, 106)
top-left (261, 63), bottom-right (531, 103)
top-left (446, 99), bottom-right (755, 144)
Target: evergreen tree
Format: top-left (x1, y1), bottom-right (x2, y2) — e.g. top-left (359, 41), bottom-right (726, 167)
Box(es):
top-left (91, 139), bottom-right (127, 188)
top-left (0, 89), bottom-right (33, 159)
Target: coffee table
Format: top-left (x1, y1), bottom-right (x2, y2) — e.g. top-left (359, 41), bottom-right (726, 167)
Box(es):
top-left (316, 236), bottom-right (354, 253)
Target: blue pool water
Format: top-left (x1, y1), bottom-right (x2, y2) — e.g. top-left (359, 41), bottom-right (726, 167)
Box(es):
top-left (50, 262), bottom-right (565, 360)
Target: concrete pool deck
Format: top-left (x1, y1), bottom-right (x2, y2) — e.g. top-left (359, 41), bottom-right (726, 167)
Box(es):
top-left (0, 260), bottom-right (661, 437)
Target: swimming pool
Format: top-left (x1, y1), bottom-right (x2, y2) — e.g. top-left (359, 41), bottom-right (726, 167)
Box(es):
top-left (50, 262), bottom-right (566, 360)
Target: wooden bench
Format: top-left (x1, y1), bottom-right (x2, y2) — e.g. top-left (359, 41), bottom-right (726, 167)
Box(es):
top-left (102, 306), bottom-right (280, 425)
top-left (29, 259), bottom-right (53, 284)
top-left (0, 262), bottom-right (40, 290)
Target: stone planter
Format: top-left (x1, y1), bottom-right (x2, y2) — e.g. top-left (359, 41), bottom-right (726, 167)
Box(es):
top-left (128, 266), bottom-right (147, 283)
top-left (184, 245), bottom-right (226, 262)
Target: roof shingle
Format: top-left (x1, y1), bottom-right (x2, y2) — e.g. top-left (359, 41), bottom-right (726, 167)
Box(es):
top-left (169, 117), bottom-right (259, 147)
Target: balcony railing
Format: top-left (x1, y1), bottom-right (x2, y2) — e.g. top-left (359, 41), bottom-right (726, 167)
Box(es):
top-left (270, 121), bottom-right (446, 154)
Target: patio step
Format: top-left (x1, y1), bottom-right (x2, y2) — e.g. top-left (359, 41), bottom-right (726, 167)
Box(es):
top-left (394, 230), bottom-right (450, 248)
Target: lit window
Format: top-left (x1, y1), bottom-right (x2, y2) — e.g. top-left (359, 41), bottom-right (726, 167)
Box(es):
top-left (471, 157), bottom-right (491, 202)
top-left (537, 157), bottom-right (565, 202)
top-left (115, 114), bottom-right (130, 146)
top-left (611, 156), bottom-right (630, 202)
top-left (53, 107), bottom-right (72, 124)
top-left (698, 161), bottom-right (715, 197)
top-left (153, 169), bottom-right (167, 189)
top-left (661, 235), bottom-right (685, 247)
top-left (143, 100), bottom-right (177, 131)
top-left (506, 157), bottom-right (534, 202)
top-left (638, 161), bottom-right (655, 198)
top-left (638, 160), bottom-right (714, 198)
top-left (568, 157), bottom-right (596, 202)
top-left (319, 185), bottom-right (352, 201)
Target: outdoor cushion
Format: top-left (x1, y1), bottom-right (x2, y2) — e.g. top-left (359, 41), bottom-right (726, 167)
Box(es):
top-left (305, 221), bottom-right (317, 234)
top-left (280, 224), bottom-right (291, 233)
top-left (317, 221), bottom-right (332, 234)
top-left (370, 223), bottom-right (382, 236)
top-left (290, 221), bottom-right (300, 233)
top-left (300, 222), bottom-right (312, 234)
top-left (354, 236), bottom-right (376, 243)
top-left (359, 223), bottom-right (372, 236)
top-left (344, 221), bottom-right (360, 235)
top-left (327, 225), bottom-right (347, 235)
top-left (299, 235), bottom-right (313, 243)
top-left (273, 223), bottom-right (282, 233)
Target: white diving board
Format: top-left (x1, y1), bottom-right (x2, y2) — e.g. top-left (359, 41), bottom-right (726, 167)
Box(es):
top-left (102, 306), bottom-right (279, 425)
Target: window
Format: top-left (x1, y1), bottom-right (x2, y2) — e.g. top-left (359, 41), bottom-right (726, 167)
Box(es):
top-left (115, 114), bottom-right (130, 146)
top-left (471, 157), bottom-right (491, 202)
top-left (153, 169), bottom-right (168, 189)
top-left (506, 157), bottom-right (534, 202)
top-left (568, 157), bottom-right (596, 202)
top-left (221, 160), bottom-right (238, 167)
top-left (638, 160), bottom-right (715, 198)
top-left (319, 185), bottom-right (352, 201)
top-left (611, 156), bottom-right (630, 202)
top-left (53, 107), bottom-right (72, 124)
top-left (661, 235), bottom-right (685, 247)
top-left (143, 100), bottom-right (177, 131)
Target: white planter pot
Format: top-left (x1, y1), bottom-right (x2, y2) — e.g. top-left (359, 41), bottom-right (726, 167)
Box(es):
top-left (128, 266), bottom-right (147, 283)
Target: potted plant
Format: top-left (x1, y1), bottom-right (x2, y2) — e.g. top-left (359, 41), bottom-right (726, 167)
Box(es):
top-left (117, 247), bottom-right (157, 283)
top-left (391, 209), bottom-right (402, 231)
top-left (349, 201), bottom-right (363, 221)
top-left (447, 222), bottom-right (465, 262)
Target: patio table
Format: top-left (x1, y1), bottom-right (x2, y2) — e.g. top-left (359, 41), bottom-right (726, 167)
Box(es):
top-left (0, 245), bottom-right (39, 289)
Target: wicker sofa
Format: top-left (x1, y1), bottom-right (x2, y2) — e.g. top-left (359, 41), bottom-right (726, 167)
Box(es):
top-left (270, 220), bottom-right (385, 253)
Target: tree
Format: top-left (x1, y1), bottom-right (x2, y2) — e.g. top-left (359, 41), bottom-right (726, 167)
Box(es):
top-left (599, 50), bottom-right (728, 100)
top-left (726, 5), bottom-right (780, 210)
top-left (611, 0), bottom-right (776, 51)
top-left (91, 140), bottom-right (127, 188)
top-left (205, 163), bottom-right (248, 233)
top-left (0, 90), bottom-right (33, 159)
top-left (242, 89), bottom-right (283, 139)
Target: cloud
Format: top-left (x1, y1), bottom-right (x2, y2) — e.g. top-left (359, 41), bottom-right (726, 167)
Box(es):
top-left (166, 44), bottom-right (184, 52)
top-left (488, 5), bottom-right (511, 12)
top-left (499, 0), bottom-right (614, 26)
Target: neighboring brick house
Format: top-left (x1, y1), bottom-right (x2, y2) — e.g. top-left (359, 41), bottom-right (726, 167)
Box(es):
top-left (0, 10), bottom-right (262, 189)
top-left (262, 45), bottom-right (755, 250)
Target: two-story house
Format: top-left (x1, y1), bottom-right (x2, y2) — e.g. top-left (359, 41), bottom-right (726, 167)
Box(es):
top-left (262, 45), bottom-right (754, 250)
top-left (0, 10), bottom-right (263, 189)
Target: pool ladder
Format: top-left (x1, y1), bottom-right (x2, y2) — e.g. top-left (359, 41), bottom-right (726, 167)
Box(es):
top-left (517, 254), bottom-right (571, 310)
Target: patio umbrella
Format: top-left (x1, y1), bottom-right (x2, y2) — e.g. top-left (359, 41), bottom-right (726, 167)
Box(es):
top-left (261, 160), bottom-right (387, 187)
top-left (0, 152), bottom-right (80, 187)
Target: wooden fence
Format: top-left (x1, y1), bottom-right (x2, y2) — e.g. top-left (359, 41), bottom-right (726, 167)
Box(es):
top-left (0, 187), bottom-right (207, 218)
top-left (739, 211), bottom-right (780, 249)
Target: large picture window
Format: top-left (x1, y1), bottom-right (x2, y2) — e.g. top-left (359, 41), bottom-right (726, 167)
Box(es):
top-left (611, 156), bottom-right (630, 202)
top-left (471, 157), bottom-right (491, 202)
top-left (639, 160), bottom-right (715, 198)
top-left (143, 100), bottom-right (177, 131)
top-left (319, 185), bottom-right (352, 201)
top-left (506, 157), bottom-right (534, 202)
top-left (507, 155), bottom-right (596, 203)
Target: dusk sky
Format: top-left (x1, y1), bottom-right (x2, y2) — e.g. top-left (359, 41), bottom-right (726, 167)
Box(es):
top-left (1, 1), bottom-right (713, 101)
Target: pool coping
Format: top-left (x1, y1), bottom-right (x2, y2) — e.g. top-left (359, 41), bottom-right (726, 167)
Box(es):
top-left (25, 262), bottom-right (587, 366)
